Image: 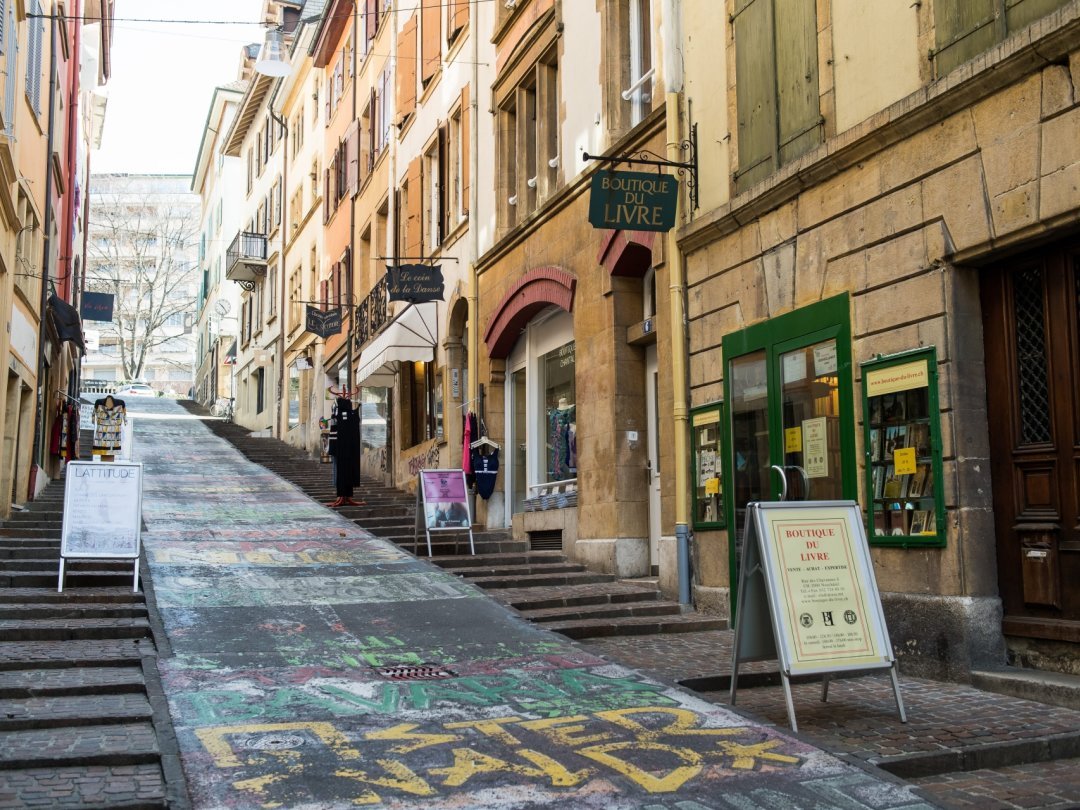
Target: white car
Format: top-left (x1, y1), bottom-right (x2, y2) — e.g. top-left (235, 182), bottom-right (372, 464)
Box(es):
top-left (115, 384), bottom-right (157, 397)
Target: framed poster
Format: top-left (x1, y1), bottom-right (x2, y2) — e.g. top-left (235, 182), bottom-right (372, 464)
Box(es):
top-left (691, 402), bottom-right (725, 529)
top-left (861, 347), bottom-right (945, 548)
top-left (60, 461), bottom-right (143, 592)
top-left (415, 469), bottom-right (475, 556)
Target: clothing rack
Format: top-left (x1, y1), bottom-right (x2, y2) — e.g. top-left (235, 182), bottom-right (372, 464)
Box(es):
top-left (55, 391), bottom-right (81, 405)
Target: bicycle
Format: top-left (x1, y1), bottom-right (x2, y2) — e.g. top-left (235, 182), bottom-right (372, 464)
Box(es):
top-left (211, 397), bottom-right (235, 422)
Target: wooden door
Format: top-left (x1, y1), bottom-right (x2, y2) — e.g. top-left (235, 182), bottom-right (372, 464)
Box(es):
top-left (982, 243), bottom-right (1080, 642)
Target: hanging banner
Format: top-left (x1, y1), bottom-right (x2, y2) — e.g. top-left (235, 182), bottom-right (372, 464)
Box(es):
top-left (306, 305), bottom-right (342, 338)
top-left (588, 169), bottom-right (678, 232)
top-left (387, 264), bottom-right (445, 304)
top-left (80, 291), bottom-right (115, 322)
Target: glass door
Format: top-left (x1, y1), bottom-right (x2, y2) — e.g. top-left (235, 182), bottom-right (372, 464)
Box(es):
top-left (510, 367), bottom-right (528, 517)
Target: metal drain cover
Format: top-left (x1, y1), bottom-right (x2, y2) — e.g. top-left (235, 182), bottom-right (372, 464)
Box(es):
top-left (376, 664), bottom-right (457, 681)
top-left (244, 733), bottom-right (306, 750)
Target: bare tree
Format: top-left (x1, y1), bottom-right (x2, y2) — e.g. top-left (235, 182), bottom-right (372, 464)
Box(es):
top-left (86, 177), bottom-right (200, 382)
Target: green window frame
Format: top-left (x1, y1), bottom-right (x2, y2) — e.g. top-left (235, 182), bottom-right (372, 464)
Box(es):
top-left (691, 401), bottom-right (725, 530)
top-left (861, 347), bottom-right (946, 549)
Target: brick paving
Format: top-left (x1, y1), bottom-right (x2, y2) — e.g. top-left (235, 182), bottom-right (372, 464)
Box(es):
top-left (0, 693), bottom-right (153, 729)
top-left (0, 764), bottom-right (166, 808)
top-left (910, 758), bottom-right (1080, 809)
top-left (0, 665), bottom-right (145, 697)
top-left (0, 722), bottom-right (160, 768)
top-left (0, 638), bottom-right (148, 668)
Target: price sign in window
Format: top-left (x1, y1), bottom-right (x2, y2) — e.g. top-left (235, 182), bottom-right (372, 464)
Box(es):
top-left (862, 348), bottom-right (945, 548)
top-left (692, 403), bottom-right (724, 529)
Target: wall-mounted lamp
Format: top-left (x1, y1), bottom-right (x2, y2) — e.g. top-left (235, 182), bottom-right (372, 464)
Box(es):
top-left (255, 29), bottom-right (291, 77)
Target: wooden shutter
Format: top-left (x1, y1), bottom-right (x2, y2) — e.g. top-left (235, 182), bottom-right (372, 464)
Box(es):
top-left (450, 0), bottom-right (469, 37)
top-left (397, 16), bottom-right (417, 118)
top-left (422, 0), bottom-right (440, 84)
top-left (406, 156), bottom-right (422, 258)
top-left (323, 167), bottom-right (332, 223)
top-left (438, 124), bottom-right (448, 239)
top-left (319, 279), bottom-right (329, 311)
top-left (775, 0), bottom-right (821, 166)
top-left (733, 0), bottom-right (778, 193)
top-left (934, 0), bottom-right (1000, 76)
top-left (345, 121), bottom-right (359, 196)
top-left (366, 0), bottom-right (378, 41)
top-left (460, 85), bottom-right (470, 215)
top-left (1006, 0), bottom-right (1069, 31)
top-left (0, 0), bottom-right (7, 54)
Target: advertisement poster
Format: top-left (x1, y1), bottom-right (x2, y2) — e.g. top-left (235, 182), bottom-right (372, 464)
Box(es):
top-left (762, 506), bottom-right (886, 673)
top-left (61, 462), bottom-right (143, 559)
top-left (802, 417), bottom-right (828, 478)
top-left (420, 470), bottom-right (471, 529)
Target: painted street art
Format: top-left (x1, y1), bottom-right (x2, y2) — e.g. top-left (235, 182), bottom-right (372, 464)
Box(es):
top-left (128, 401), bottom-right (935, 809)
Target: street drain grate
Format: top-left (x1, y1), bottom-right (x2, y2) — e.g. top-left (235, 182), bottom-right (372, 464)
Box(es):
top-left (376, 664), bottom-right (457, 681)
top-left (243, 733), bottom-right (306, 750)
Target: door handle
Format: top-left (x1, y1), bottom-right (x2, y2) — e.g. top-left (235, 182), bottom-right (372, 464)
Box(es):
top-left (771, 464), bottom-right (788, 501)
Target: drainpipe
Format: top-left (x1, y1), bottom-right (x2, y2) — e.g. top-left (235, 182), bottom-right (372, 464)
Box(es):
top-left (468, 1), bottom-right (479, 411)
top-left (662, 0), bottom-right (691, 605)
top-left (31, 11), bottom-right (60, 498)
top-left (269, 95), bottom-right (288, 439)
top-left (347, 3), bottom-right (358, 394)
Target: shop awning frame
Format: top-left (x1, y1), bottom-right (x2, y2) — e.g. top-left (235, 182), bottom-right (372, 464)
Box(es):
top-left (356, 302), bottom-right (438, 387)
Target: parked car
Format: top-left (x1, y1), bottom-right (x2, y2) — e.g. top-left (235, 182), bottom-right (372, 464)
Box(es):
top-left (114, 383), bottom-right (157, 397)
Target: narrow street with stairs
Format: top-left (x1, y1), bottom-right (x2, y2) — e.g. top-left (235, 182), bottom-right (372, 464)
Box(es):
top-left (190, 402), bottom-right (725, 643)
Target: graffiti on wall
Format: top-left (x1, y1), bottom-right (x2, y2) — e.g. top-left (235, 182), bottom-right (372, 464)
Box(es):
top-left (407, 442), bottom-right (442, 478)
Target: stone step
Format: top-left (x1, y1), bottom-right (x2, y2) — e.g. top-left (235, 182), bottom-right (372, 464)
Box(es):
top-left (0, 639), bottom-right (149, 671)
top-left (0, 692), bottom-right (153, 731)
top-left (544, 613), bottom-right (728, 639)
top-left (430, 551), bottom-right (568, 569)
top-left (468, 571), bottom-right (615, 589)
top-left (0, 763), bottom-right (166, 807)
top-left (518, 600), bottom-right (685, 623)
top-left (454, 562), bottom-right (588, 579)
top-left (492, 581), bottom-right (665, 610)
top-left (1, 569), bottom-right (137, 589)
top-left (0, 545), bottom-right (65, 560)
top-left (0, 527), bottom-right (61, 538)
top-left (0, 722), bottom-right (160, 770)
top-left (0, 666), bottom-right (145, 698)
top-left (0, 587), bottom-right (145, 606)
top-left (0, 518), bottom-right (62, 529)
top-left (0, 603), bottom-right (148, 620)
top-left (4, 558), bottom-right (136, 572)
top-left (408, 538), bottom-right (530, 557)
top-left (0, 617), bottom-right (152, 642)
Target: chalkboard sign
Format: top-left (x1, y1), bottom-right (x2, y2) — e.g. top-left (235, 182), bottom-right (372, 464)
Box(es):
top-left (729, 500), bottom-right (906, 731)
top-left (60, 461), bottom-right (143, 592)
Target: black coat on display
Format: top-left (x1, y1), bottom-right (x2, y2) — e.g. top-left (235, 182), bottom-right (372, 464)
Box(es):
top-left (328, 398), bottom-right (362, 497)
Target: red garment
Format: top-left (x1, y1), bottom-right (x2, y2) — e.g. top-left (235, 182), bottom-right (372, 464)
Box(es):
top-left (462, 411), bottom-right (473, 474)
top-left (49, 404), bottom-right (63, 456)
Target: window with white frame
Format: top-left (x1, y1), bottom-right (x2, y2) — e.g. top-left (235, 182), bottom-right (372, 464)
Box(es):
top-left (423, 137), bottom-right (443, 252)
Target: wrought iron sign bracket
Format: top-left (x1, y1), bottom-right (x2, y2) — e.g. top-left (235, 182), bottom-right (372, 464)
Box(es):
top-left (235, 279), bottom-right (256, 292)
top-left (583, 122), bottom-right (699, 212)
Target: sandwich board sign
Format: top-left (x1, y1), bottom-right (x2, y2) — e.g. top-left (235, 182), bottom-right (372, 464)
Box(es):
top-left (414, 469), bottom-right (474, 557)
top-left (59, 461), bottom-right (143, 593)
top-left (729, 500), bottom-right (906, 731)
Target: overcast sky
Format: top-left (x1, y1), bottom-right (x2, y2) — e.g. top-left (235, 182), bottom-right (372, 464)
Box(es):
top-left (93, 0), bottom-right (264, 176)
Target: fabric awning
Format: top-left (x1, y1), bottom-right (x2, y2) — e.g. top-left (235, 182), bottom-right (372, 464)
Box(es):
top-left (356, 302), bottom-right (438, 387)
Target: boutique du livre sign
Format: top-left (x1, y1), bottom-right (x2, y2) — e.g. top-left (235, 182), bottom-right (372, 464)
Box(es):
top-left (305, 305), bottom-right (342, 338)
top-left (588, 169), bottom-right (678, 232)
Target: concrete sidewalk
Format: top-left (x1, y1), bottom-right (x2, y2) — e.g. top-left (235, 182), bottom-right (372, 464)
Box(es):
top-left (128, 398), bottom-right (935, 808)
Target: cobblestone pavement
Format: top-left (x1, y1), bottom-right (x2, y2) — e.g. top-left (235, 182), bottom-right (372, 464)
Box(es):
top-left (581, 631), bottom-right (1080, 809)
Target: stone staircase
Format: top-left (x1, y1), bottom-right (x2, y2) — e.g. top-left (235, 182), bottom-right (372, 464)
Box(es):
top-left (193, 403), bottom-right (725, 640)
top-left (0, 458), bottom-right (180, 807)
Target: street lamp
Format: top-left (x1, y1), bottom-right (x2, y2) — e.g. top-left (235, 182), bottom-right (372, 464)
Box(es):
top-left (254, 29), bottom-right (291, 77)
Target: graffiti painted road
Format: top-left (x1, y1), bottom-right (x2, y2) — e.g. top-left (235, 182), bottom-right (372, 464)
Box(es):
top-left (129, 399), bottom-right (935, 809)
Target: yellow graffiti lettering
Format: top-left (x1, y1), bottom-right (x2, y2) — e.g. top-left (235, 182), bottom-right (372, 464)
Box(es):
top-left (246, 551), bottom-right (275, 564)
top-left (231, 771), bottom-right (291, 795)
top-left (444, 716), bottom-right (523, 746)
top-left (364, 723), bottom-right (462, 754)
top-left (578, 741), bottom-right (703, 793)
top-left (514, 748), bottom-right (593, 787)
top-left (595, 707), bottom-right (742, 741)
top-left (430, 748), bottom-right (548, 788)
top-left (335, 759), bottom-right (435, 804)
top-left (195, 722), bottom-right (361, 768)
top-left (517, 715), bottom-right (613, 747)
top-left (717, 739), bottom-right (801, 770)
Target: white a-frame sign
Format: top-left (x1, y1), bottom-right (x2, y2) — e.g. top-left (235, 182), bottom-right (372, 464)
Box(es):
top-left (729, 500), bottom-right (906, 731)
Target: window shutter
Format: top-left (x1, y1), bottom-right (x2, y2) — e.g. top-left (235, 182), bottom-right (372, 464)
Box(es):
top-left (397, 16), bottom-right (417, 119)
top-left (1006, 0), bottom-right (1069, 32)
top-left (345, 120), bottom-right (360, 196)
top-left (421, 0), bottom-right (440, 84)
top-left (406, 156), bottom-right (422, 258)
top-left (775, 0), bottom-right (821, 166)
top-left (0, 0), bottom-right (7, 54)
top-left (460, 84), bottom-right (470, 215)
top-left (320, 279), bottom-right (329, 311)
top-left (438, 124), bottom-right (448, 239)
top-left (366, 0), bottom-right (378, 41)
top-left (733, 0), bottom-right (778, 193)
top-left (451, 0), bottom-right (469, 37)
top-left (323, 168), bottom-right (332, 223)
top-left (4, 17), bottom-right (17, 134)
top-left (934, 0), bottom-right (1000, 77)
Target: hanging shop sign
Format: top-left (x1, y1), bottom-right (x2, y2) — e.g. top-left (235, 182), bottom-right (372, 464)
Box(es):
top-left (80, 291), bottom-right (115, 322)
top-left (387, 264), bottom-right (445, 304)
top-left (306, 305), bottom-right (343, 338)
top-left (728, 500), bottom-right (905, 732)
top-left (588, 170), bottom-right (678, 232)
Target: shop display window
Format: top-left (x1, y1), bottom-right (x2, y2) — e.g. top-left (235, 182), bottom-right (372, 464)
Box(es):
top-left (691, 403), bottom-right (724, 529)
top-left (542, 341), bottom-right (576, 482)
top-left (862, 348), bottom-right (945, 548)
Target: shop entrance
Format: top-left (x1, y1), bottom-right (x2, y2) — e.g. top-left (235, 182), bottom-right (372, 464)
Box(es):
top-left (982, 243), bottom-right (1080, 644)
top-left (722, 294), bottom-right (856, 613)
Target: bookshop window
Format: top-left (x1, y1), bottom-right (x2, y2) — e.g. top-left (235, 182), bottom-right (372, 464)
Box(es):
top-left (542, 341), bottom-right (576, 482)
top-left (862, 348), bottom-right (945, 548)
top-left (692, 403), bottom-right (724, 529)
